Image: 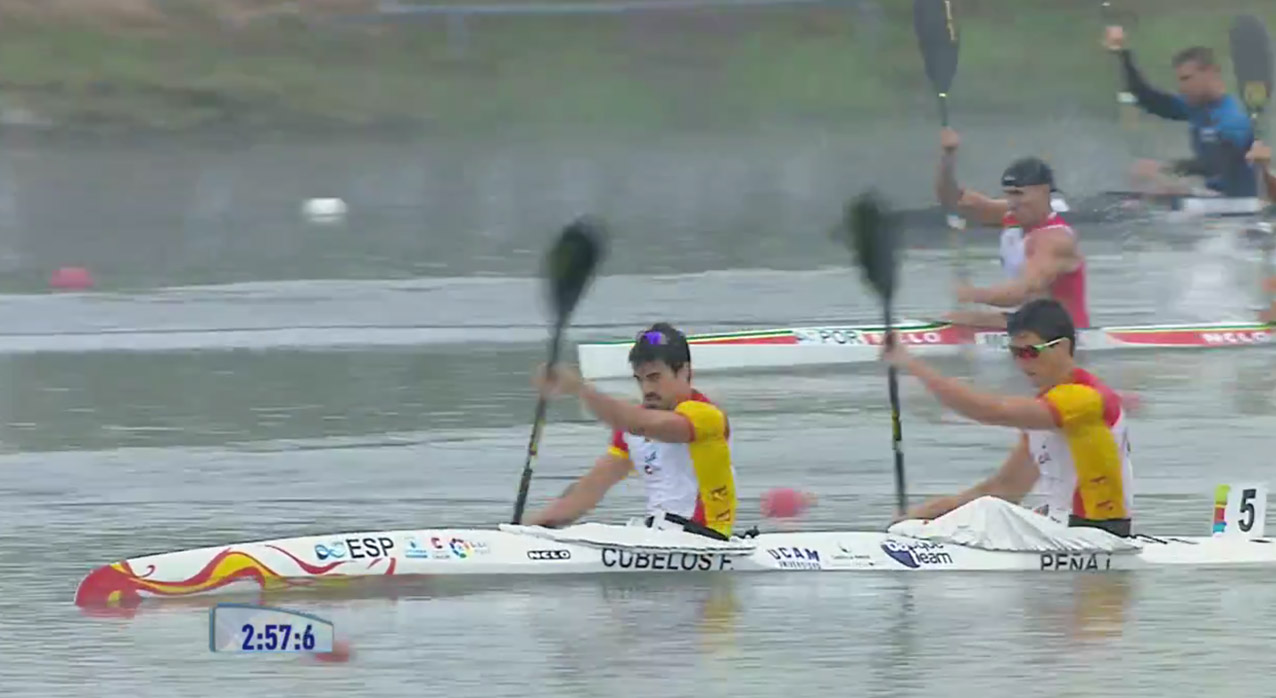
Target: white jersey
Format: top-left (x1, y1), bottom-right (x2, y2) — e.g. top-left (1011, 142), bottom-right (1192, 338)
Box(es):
top-left (999, 197), bottom-right (1071, 279)
top-left (999, 224), bottom-right (1027, 279)
top-left (606, 392), bottom-right (738, 535)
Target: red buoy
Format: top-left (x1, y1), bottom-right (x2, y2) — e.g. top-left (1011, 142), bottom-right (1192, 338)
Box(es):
top-left (761, 488), bottom-right (815, 519)
top-left (49, 266), bottom-right (94, 291)
top-left (311, 638), bottom-right (354, 663)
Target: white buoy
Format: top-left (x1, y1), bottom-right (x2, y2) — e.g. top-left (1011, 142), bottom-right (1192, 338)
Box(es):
top-left (302, 197), bottom-right (348, 225)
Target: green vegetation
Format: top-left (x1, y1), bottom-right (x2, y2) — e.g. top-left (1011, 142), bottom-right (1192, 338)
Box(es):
top-left (0, 0), bottom-right (1273, 135)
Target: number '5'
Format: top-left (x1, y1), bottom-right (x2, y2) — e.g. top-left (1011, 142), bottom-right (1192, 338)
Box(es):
top-left (1240, 488), bottom-right (1258, 532)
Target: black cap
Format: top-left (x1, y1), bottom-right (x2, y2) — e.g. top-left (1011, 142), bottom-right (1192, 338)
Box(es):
top-left (1006, 299), bottom-right (1076, 354)
top-left (628, 322), bottom-right (691, 369)
top-left (1001, 157), bottom-right (1056, 191)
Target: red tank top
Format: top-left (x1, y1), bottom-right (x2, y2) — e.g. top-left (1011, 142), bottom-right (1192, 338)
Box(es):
top-left (1018, 212), bottom-right (1090, 329)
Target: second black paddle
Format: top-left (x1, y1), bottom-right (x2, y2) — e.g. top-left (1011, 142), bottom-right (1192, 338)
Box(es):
top-left (836, 190), bottom-right (907, 516)
top-left (1229, 15), bottom-right (1275, 313)
top-left (913, 0), bottom-right (967, 295)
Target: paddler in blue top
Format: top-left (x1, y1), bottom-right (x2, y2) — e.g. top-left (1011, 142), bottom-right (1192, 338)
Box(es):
top-left (1104, 25), bottom-right (1256, 198)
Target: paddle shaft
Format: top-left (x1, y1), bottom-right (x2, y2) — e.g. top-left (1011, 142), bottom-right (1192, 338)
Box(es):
top-left (936, 100), bottom-right (968, 288)
top-left (1253, 117), bottom-right (1273, 314)
top-left (511, 321), bottom-right (566, 524)
top-left (885, 310), bottom-right (906, 515)
top-left (915, 0), bottom-right (966, 289)
top-left (1230, 14), bottom-right (1274, 314)
top-left (1245, 88), bottom-right (1272, 313)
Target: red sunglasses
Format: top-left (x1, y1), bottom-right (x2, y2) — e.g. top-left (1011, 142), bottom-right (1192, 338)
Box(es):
top-left (1008, 337), bottom-right (1065, 360)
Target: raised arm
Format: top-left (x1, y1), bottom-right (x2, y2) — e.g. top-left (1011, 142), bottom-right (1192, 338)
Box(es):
top-left (1104, 27), bottom-right (1189, 121)
top-left (577, 383), bottom-right (694, 442)
top-left (936, 128), bottom-right (1010, 226)
top-left (535, 363), bottom-right (694, 443)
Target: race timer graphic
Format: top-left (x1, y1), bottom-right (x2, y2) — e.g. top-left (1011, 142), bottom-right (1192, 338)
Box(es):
top-left (209, 603), bottom-right (335, 653)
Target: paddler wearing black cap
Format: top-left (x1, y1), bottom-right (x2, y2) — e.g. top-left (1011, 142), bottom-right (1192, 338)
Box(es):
top-left (934, 128), bottom-right (1091, 330)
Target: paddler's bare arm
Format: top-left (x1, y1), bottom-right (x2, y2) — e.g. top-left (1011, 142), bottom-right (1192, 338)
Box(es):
top-left (534, 363), bottom-right (694, 443)
top-left (902, 435), bottom-right (1038, 520)
top-left (882, 345), bottom-right (1058, 431)
top-left (577, 384), bottom-right (694, 442)
top-left (958, 229), bottom-right (1074, 308)
top-left (525, 453), bottom-right (632, 527)
top-left (1247, 141), bottom-right (1276, 200)
top-left (936, 128), bottom-right (1010, 227)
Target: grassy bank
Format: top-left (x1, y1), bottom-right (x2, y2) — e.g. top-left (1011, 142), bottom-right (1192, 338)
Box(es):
top-left (1, 0), bottom-right (1274, 135)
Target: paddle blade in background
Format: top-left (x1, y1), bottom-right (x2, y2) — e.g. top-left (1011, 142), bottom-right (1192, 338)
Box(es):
top-left (1230, 14), bottom-right (1274, 118)
top-left (838, 190), bottom-right (902, 303)
top-left (544, 216), bottom-right (606, 325)
top-left (913, 0), bottom-right (960, 96)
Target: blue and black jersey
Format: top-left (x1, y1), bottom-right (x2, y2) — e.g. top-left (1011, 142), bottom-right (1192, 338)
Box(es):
top-left (1118, 49), bottom-right (1256, 198)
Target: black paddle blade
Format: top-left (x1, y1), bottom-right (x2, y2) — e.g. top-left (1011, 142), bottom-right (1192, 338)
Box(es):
top-left (544, 216), bottom-right (606, 322)
top-left (913, 0), bottom-right (959, 95)
top-left (1230, 14), bottom-right (1274, 116)
top-left (837, 190), bottom-right (901, 303)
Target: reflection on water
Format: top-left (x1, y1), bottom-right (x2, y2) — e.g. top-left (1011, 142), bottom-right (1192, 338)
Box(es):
top-left (1031, 574), bottom-right (1137, 645)
top-left (1065, 574), bottom-right (1135, 643)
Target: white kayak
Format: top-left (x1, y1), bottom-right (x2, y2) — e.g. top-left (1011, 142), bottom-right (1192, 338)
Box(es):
top-left (74, 484), bottom-right (1273, 611)
top-left (576, 319), bottom-right (1275, 379)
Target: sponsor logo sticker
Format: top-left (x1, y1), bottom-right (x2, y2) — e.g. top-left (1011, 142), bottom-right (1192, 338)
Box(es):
top-left (880, 539), bottom-right (953, 568)
top-left (765, 546), bottom-right (822, 570)
top-left (403, 536), bottom-right (489, 560)
top-left (831, 542), bottom-right (875, 567)
top-left (527, 550), bottom-right (572, 561)
top-left (314, 541), bottom-right (346, 561)
top-left (1201, 331), bottom-right (1272, 345)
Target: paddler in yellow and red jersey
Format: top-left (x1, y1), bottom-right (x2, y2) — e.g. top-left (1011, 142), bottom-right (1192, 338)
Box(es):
top-left (526, 322), bottom-right (738, 539)
top-left (884, 299), bottom-right (1134, 537)
top-left (935, 128), bottom-right (1091, 331)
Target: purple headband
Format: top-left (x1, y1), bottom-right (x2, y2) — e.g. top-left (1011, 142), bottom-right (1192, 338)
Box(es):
top-left (637, 330), bottom-right (668, 345)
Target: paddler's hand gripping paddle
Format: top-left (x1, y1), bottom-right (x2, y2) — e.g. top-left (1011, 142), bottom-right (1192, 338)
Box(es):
top-left (512, 217), bottom-right (606, 525)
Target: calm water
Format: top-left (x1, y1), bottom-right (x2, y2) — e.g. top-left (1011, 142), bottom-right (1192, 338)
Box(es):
top-left (2, 125), bottom-right (1276, 697)
top-left (0, 115), bottom-right (1197, 291)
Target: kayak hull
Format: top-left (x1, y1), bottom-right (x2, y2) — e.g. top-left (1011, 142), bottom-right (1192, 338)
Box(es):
top-left (576, 320), bottom-right (1276, 379)
top-left (73, 527), bottom-right (1276, 610)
